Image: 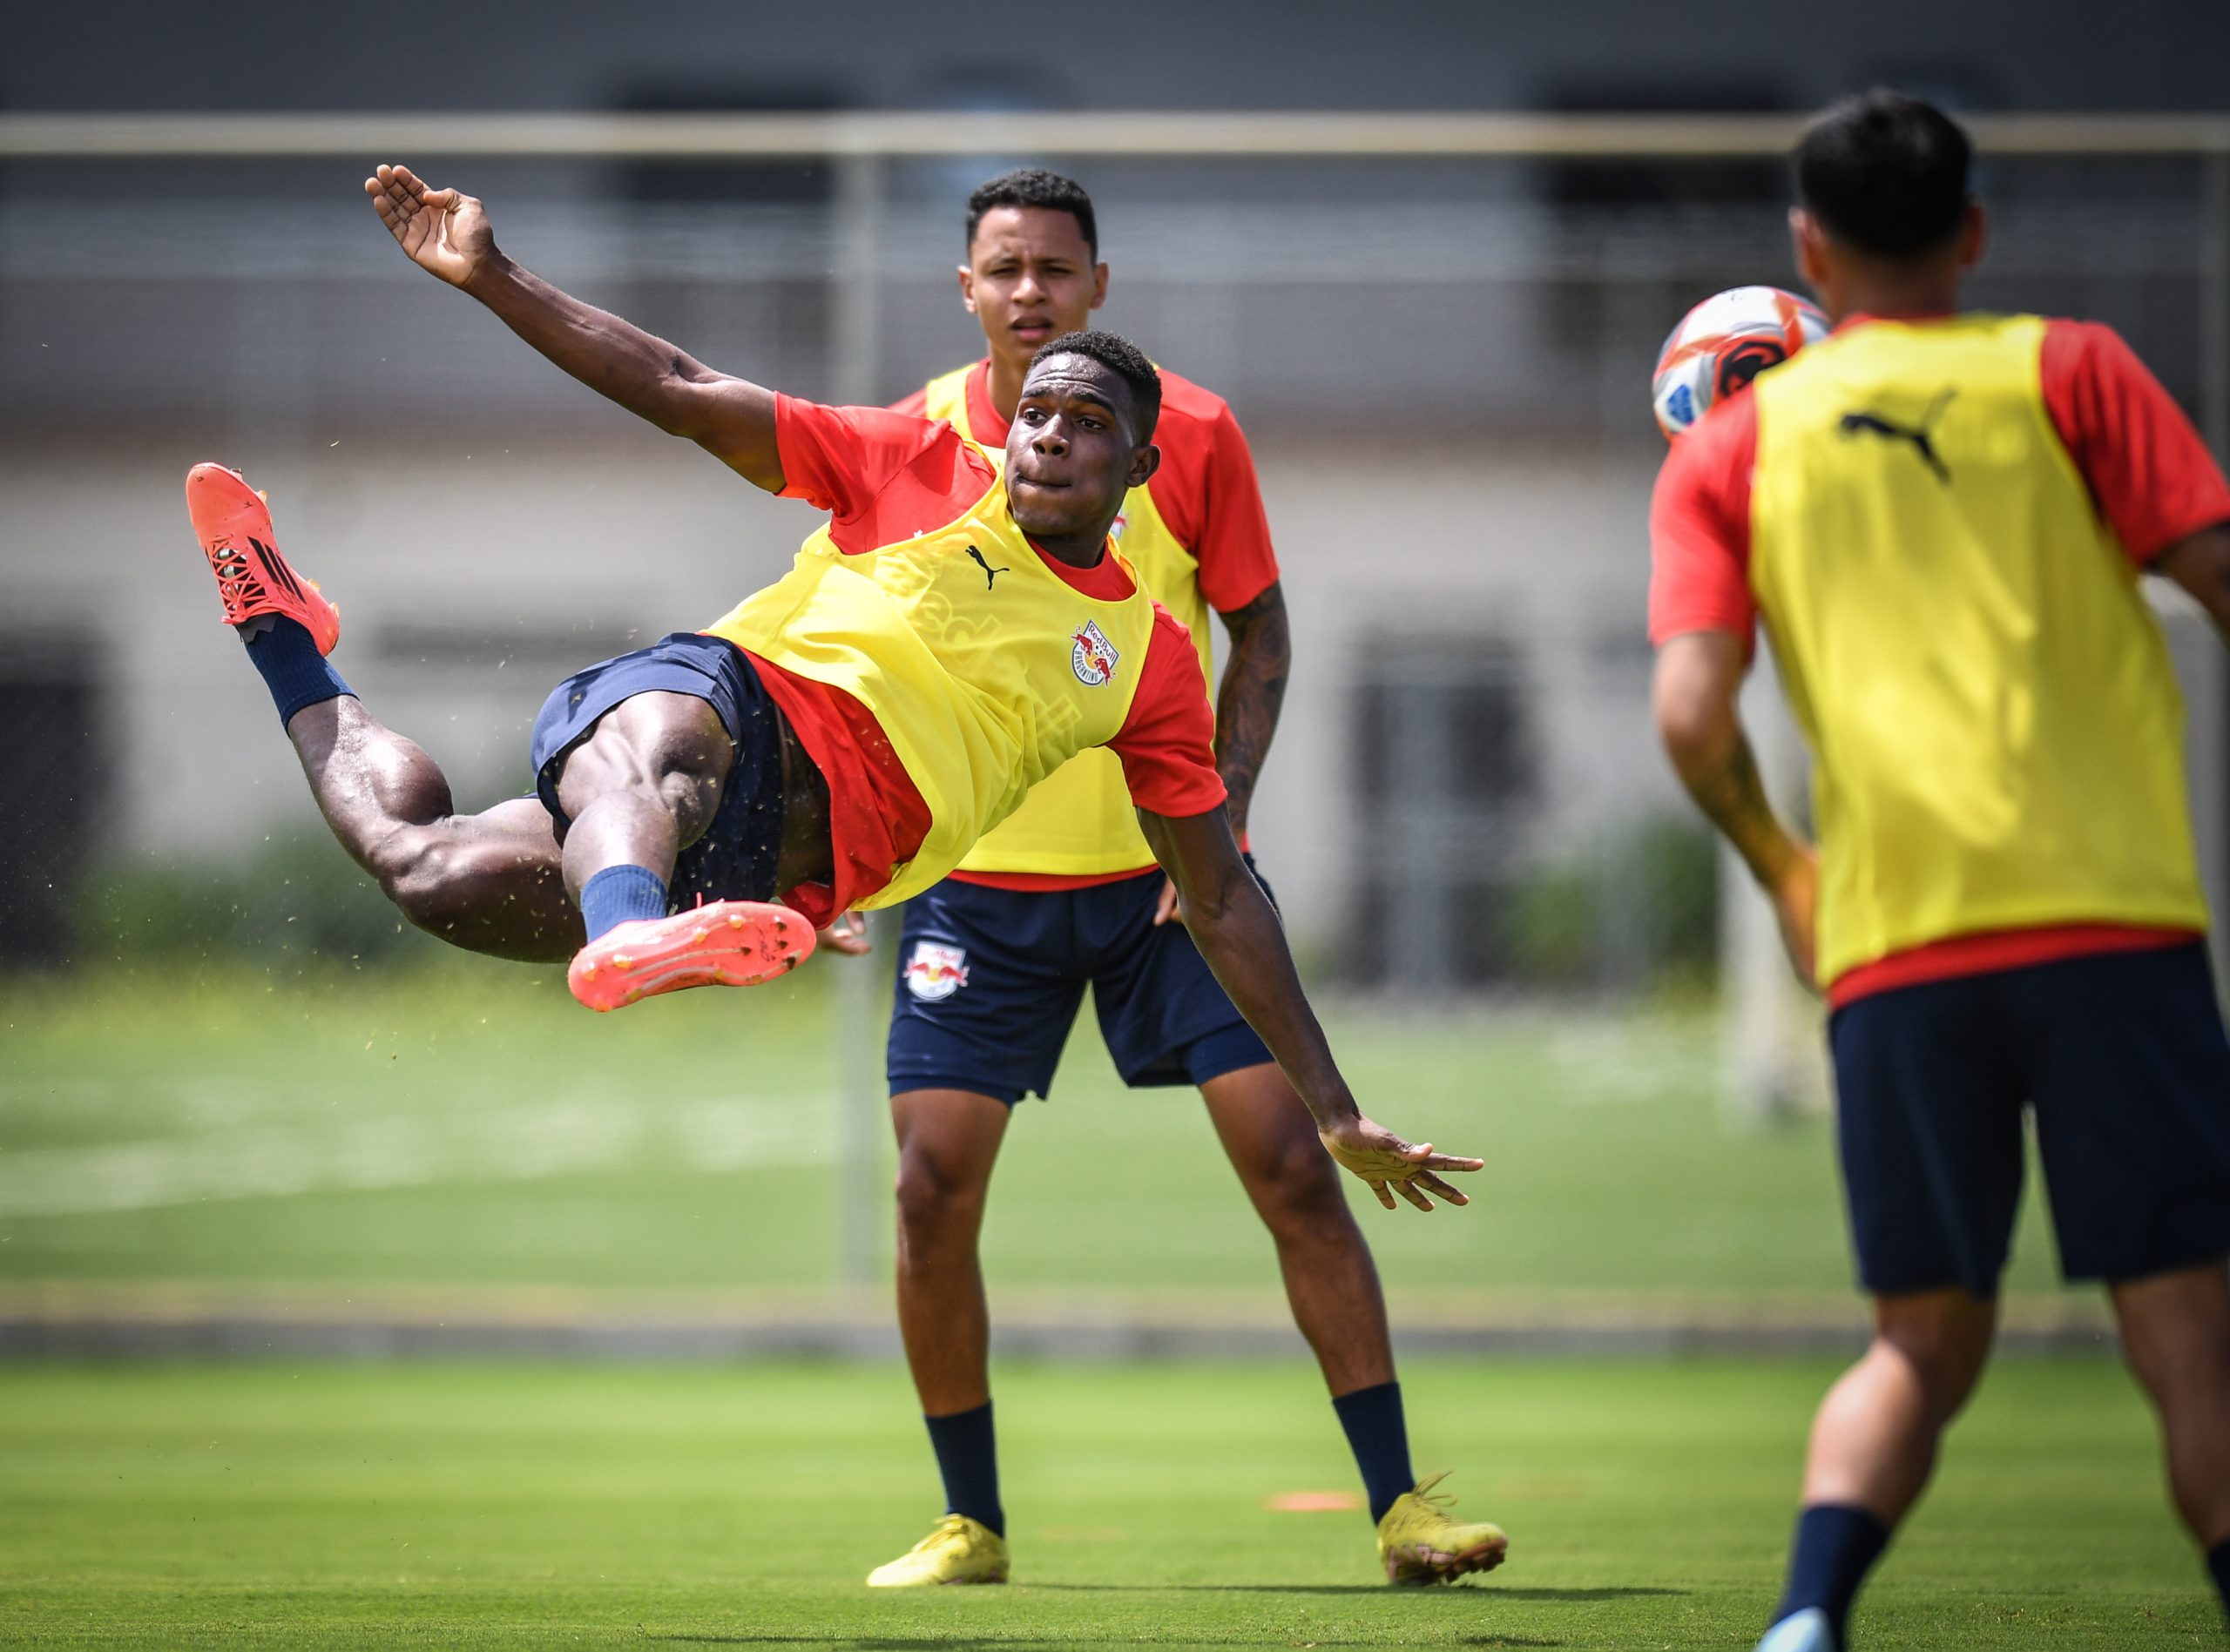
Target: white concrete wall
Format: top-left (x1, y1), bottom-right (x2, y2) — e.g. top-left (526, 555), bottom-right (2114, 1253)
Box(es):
top-left (0, 426), bottom-right (1680, 952)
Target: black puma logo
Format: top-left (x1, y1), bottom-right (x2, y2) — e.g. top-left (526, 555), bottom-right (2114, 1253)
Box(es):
top-left (964, 545), bottom-right (1010, 590)
top-left (1839, 388), bottom-right (1956, 483)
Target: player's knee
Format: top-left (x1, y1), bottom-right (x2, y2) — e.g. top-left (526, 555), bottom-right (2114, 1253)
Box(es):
top-left (1876, 1302), bottom-right (1995, 1415)
top-left (375, 830), bottom-right (478, 934)
top-left (892, 1144), bottom-right (989, 1251)
top-left (1246, 1133), bottom-right (1355, 1237)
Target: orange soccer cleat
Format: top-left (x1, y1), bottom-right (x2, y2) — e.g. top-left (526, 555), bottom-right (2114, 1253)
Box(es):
top-left (184, 462), bottom-right (341, 654)
top-left (567, 900), bottom-right (817, 1011)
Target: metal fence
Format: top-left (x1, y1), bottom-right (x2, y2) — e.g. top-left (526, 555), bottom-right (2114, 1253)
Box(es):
top-left (9, 108), bottom-right (2230, 1276)
top-left (5, 111), bottom-right (2227, 998)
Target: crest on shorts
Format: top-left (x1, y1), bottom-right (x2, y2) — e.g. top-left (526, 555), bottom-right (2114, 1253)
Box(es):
top-left (1071, 619), bottom-right (1120, 687)
top-left (904, 941), bottom-right (970, 1001)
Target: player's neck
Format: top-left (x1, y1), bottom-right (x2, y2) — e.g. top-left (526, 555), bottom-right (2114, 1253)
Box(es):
top-left (1822, 262), bottom-right (1963, 327)
top-left (1026, 529), bottom-right (1109, 570)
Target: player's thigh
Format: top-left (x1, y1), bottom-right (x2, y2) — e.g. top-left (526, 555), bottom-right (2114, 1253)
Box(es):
top-left (1085, 865), bottom-right (1274, 1090)
top-left (552, 691), bottom-right (733, 843)
top-left (886, 880), bottom-right (1087, 1104)
top-left (2110, 1259), bottom-right (2230, 1405)
top-left (395, 796), bottom-right (579, 961)
top-left (2016, 942), bottom-right (2230, 1285)
top-left (1828, 975), bottom-right (2029, 1298)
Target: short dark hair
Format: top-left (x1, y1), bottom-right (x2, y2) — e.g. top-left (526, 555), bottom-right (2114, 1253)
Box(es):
top-left (965, 167), bottom-right (1098, 260)
top-left (1795, 90), bottom-right (1972, 258)
top-left (1029, 329), bottom-right (1160, 444)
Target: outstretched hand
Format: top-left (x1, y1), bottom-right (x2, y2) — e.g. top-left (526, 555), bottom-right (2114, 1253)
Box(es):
top-left (1317, 1116), bottom-right (1483, 1212)
top-left (365, 163), bottom-right (496, 289)
top-left (817, 913), bottom-right (872, 957)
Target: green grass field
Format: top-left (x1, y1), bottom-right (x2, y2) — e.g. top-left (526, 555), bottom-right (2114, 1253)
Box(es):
top-left (0, 961), bottom-right (2068, 1300)
top-left (2, 963), bottom-right (2188, 1648)
top-left (1, 1359), bottom-right (2217, 1649)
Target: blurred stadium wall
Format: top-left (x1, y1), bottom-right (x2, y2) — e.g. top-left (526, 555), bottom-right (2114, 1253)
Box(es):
top-left (6, 2), bottom-right (2230, 1001)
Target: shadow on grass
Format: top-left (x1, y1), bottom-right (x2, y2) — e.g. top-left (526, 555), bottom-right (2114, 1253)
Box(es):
top-left (1021, 1583), bottom-right (1681, 1601)
top-left (646, 1583), bottom-right (1686, 1647)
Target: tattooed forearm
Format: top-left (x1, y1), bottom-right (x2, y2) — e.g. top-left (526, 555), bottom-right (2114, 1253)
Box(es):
top-left (1652, 631), bottom-right (1805, 889)
top-left (1682, 725), bottom-right (1801, 887)
top-left (1213, 581), bottom-right (1291, 838)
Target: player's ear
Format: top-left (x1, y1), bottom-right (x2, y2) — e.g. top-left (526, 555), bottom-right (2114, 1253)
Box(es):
top-left (1091, 262), bottom-right (1110, 312)
top-left (958, 265), bottom-right (978, 314)
top-left (1788, 207), bottom-right (1829, 293)
top-left (1954, 199), bottom-right (1987, 273)
top-left (1127, 442), bottom-right (1161, 489)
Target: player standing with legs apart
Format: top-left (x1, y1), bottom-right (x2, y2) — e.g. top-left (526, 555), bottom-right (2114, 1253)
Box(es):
top-left (180, 165), bottom-right (1480, 1230)
top-left (1651, 93), bottom-right (2230, 1650)
top-left (859, 170), bottom-right (1504, 1589)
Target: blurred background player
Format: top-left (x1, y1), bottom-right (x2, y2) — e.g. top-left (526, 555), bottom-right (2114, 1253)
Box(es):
top-left (860, 169), bottom-right (1504, 1590)
top-left (1651, 91), bottom-right (2230, 1650)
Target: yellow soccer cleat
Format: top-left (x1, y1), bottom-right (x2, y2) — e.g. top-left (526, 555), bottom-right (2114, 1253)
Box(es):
top-left (1375, 1471), bottom-right (1509, 1586)
top-left (864, 1514), bottom-right (1010, 1588)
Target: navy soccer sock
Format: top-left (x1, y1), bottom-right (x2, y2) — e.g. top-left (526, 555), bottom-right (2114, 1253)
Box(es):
top-left (1332, 1380), bottom-right (1416, 1525)
top-left (1770, 1503), bottom-right (1890, 1647)
top-left (2209, 1538), bottom-right (2230, 1622)
top-left (240, 615), bottom-right (352, 728)
top-left (578, 866), bottom-right (669, 941)
top-left (924, 1401), bottom-right (1004, 1538)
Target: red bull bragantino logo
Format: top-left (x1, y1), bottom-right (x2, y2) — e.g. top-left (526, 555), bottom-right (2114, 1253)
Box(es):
top-left (903, 941), bottom-right (970, 1001)
top-left (1071, 619), bottom-right (1119, 687)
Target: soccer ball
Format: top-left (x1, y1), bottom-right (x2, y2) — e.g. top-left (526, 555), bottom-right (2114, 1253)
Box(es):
top-left (1652, 286), bottom-right (1829, 439)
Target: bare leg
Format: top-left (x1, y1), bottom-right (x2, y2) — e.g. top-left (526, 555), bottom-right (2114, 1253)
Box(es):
top-left (283, 697), bottom-right (577, 961)
top-left (550, 691), bottom-right (733, 907)
top-left (285, 687), bottom-right (732, 963)
top-left (1800, 1288), bottom-right (1998, 1520)
top-left (1199, 1062), bottom-right (1396, 1396)
top-left (2112, 1259), bottom-right (2230, 1549)
top-left (889, 1087), bottom-right (1012, 1415)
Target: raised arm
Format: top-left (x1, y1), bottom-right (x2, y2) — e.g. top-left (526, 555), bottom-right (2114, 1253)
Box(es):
top-left (1652, 629), bottom-right (1819, 986)
top-left (1138, 806), bottom-right (1483, 1210)
top-left (365, 164), bottom-right (784, 490)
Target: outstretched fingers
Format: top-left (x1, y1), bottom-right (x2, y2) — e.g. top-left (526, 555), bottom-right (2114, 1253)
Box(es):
top-left (1411, 1146), bottom-right (1486, 1173)
top-left (1407, 1170), bottom-right (1470, 1206)
top-left (1395, 1178), bottom-right (1437, 1212)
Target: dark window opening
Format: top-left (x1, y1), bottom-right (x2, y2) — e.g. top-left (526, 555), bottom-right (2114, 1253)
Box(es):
top-left (0, 636), bottom-right (107, 966)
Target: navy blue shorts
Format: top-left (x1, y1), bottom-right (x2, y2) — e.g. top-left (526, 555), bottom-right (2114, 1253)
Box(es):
top-left (1830, 940), bottom-right (2230, 1297)
top-left (886, 864), bottom-right (1276, 1104)
top-left (528, 631), bottom-right (787, 910)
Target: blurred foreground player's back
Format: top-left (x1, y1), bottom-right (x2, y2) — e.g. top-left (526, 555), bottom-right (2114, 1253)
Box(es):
top-left (1651, 89), bottom-right (2230, 1651)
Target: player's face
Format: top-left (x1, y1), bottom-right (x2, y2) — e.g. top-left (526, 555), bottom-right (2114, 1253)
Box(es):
top-left (1005, 355), bottom-right (1157, 542)
top-left (961, 207), bottom-right (1108, 367)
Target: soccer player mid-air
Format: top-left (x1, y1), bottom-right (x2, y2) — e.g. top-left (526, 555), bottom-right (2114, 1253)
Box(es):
top-left (185, 164), bottom-right (1481, 1231)
top-left (1652, 92), bottom-right (2230, 1651)
top-left (852, 169), bottom-right (1504, 1589)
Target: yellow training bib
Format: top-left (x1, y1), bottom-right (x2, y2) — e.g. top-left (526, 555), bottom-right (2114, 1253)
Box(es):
top-left (921, 362), bottom-right (1214, 877)
top-left (704, 458), bottom-right (1160, 908)
top-left (1749, 314), bottom-right (2207, 984)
